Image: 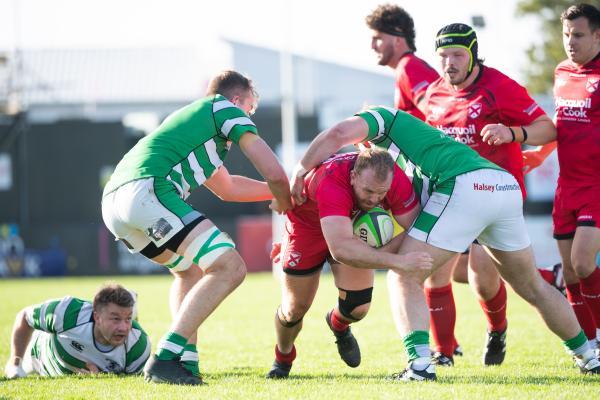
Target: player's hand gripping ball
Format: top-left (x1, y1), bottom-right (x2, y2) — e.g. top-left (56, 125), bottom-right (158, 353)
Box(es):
top-left (352, 206), bottom-right (394, 248)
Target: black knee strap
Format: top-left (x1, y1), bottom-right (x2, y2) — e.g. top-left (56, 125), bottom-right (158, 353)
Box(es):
top-left (276, 305), bottom-right (303, 328)
top-left (338, 287), bottom-right (373, 320)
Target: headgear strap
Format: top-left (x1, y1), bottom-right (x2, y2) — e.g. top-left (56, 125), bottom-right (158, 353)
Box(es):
top-left (435, 23), bottom-right (478, 74)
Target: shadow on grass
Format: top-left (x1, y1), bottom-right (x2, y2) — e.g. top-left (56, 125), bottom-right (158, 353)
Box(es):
top-left (203, 367), bottom-right (600, 385)
top-left (3, 368), bottom-right (598, 386)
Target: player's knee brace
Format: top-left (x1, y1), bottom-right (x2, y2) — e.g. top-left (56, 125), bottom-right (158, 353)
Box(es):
top-left (181, 226), bottom-right (235, 272)
top-left (338, 287), bottom-right (373, 321)
top-left (276, 305), bottom-right (303, 328)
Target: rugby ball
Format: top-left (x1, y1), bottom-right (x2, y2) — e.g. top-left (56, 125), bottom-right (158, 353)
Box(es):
top-left (352, 207), bottom-right (394, 248)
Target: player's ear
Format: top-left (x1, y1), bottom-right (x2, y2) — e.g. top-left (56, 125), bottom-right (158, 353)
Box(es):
top-left (230, 94), bottom-right (241, 107)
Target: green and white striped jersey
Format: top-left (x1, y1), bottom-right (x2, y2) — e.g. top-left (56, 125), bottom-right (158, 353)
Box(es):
top-left (356, 106), bottom-right (503, 200)
top-left (24, 296), bottom-right (150, 376)
top-left (103, 94), bottom-right (258, 199)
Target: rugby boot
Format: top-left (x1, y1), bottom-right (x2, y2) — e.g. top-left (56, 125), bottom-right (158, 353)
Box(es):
top-left (326, 311), bottom-right (361, 367)
top-left (144, 355), bottom-right (203, 385)
top-left (483, 328), bottom-right (507, 366)
top-left (431, 351), bottom-right (454, 367)
top-left (390, 362), bottom-right (436, 382)
top-left (266, 360), bottom-right (292, 379)
top-left (578, 356), bottom-right (600, 374)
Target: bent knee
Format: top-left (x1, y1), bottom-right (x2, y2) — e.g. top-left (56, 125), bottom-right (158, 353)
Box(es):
top-left (280, 303), bottom-right (310, 323)
top-left (347, 303), bottom-right (371, 321)
top-left (571, 258), bottom-right (596, 279)
top-left (207, 250), bottom-right (246, 285)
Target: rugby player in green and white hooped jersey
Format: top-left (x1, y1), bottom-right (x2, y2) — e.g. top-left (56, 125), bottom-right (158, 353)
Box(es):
top-left (102, 70), bottom-right (292, 386)
top-left (289, 106), bottom-right (600, 381)
top-left (4, 284), bottom-right (150, 378)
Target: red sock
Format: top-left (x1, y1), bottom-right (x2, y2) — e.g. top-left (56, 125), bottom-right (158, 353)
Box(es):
top-left (566, 283), bottom-right (596, 340)
top-left (538, 269), bottom-right (555, 285)
top-left (425, 284), bottom-right (456, 357)
top-left (275, 344), bottom-right (296, 365)
top-left (579, 267), bottom-right (600, 331)
top-left (479, 280), bottom-right (508, 333)
top-left (330, 309), bottom-right (350, 332)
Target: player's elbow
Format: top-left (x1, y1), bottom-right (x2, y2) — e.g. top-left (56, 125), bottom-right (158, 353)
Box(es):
top-left (214, 190), bottom-right (236, 202)
top-left (16, 309), bottom-right (27, 325)
top-left (210, 184), bottom-right (236, 202)
top-left (328, 242), bottom-right (352, 265)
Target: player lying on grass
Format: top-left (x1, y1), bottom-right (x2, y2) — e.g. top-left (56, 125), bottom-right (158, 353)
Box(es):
top-left (267, 148), bottom-right (433, 379)
top-left (288, 105), bottom-right (600, 381)
top-left (4, 283), bottom-right (150, 378)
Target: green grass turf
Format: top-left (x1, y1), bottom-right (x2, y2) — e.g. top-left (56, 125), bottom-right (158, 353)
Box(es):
top-left (0, 273), bottom-right (598, 399)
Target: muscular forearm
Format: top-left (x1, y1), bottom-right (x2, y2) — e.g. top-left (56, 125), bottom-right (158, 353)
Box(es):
top-left (224, 176), bottom-right (272, 202)
top-left (330, 238), bottom-right (405, 270)
top-left (481, 116), bottom-right (556, 146)
top-left (10, 310), bottom-right (33, 364)
top-left (299, 126), bottom-right (354, 171)
top-left (379, 232), bottom-right (406, 255)
top-left (519, 118), bottom-right (556, 146)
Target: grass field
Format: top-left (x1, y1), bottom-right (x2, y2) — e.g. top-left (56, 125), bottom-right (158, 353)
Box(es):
top-left (1, 272), bottom-right (599, 399)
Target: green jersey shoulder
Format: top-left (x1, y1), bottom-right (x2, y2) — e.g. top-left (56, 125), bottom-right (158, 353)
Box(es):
top-left (104, 94), bottom-right (258, 198)
top-left (356, 106), bottom-right (503, 186)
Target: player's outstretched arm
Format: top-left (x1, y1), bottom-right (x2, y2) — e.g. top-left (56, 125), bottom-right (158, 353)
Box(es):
top-left (204, 165), bottom-right (272, 202)
top-left (4, 309), bottom-right (34, 379)
top-left (291, 117), bottom-right (370, 205)
top-left (238, 132), bottom-right (292, 214)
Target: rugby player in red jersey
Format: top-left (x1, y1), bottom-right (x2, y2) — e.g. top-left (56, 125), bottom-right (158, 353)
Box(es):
top-left (503, 4), bottom-right (600, 353)
top-left (421, 23), bottom-right (556, 367)
top-left (366, 4), bottom-right (439, 121)
top-left (266, 148), bottom-right (432, 379)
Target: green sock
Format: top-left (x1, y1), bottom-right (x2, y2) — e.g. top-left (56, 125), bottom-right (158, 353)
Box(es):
top-left (564, 330), bottom-right (594, 362)
top-left (403, 330), bottom-right (431, 369)
top-left (155, 331), bottom-right (187, 361)
top-left (181, 343), bottom-right (200, 376)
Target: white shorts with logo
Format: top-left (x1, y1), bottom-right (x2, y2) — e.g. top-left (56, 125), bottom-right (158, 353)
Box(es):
top-left (408, 169), bottom-right (531, 252)
top-left (101, 178), bottom-right (201, 253)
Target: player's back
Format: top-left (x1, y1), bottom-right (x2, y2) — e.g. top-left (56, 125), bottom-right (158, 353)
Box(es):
top-left (357, 107), bottom-right (502, 186)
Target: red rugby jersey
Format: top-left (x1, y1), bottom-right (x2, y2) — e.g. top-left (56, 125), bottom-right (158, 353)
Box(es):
top-left (394, 53), bottom-right (439, 121)
top-left (424, 65), bottom-right (546, 196)
top-left (288, 153), bottom-right (417, 229)
top-left (553, 53), bottom-right (600, 187)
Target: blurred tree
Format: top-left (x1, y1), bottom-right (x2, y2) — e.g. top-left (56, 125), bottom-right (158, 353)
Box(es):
top-left (516, 0), bottom-right (572, 94)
